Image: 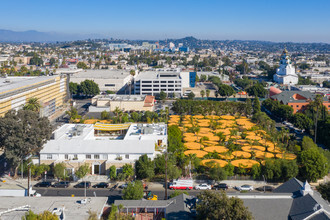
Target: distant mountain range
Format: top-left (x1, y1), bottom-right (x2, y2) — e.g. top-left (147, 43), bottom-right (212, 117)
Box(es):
top-left (0, 29), bottom-right (104, 42)
top-left (1, 30), bottom-right (329, 52)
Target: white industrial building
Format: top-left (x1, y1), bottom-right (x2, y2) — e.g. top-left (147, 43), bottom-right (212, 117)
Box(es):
top-left (39, 123), bottom-right (167, 175)
top-left (70, 69), bottom-right (133, 92)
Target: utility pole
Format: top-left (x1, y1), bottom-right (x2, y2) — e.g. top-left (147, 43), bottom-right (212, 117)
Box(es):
top-left (165, 150), bottom-right (168, 200)
top-left (27, 162), bottom-right (32, 197)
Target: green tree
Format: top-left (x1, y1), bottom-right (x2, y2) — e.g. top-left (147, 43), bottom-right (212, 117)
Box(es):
top-left (24, 210), bottom-right (58, 220)
top-left (109, 165), bottom-right (117, 180)
top-left (101, 110), bottom-right (110, 120)
top-left (299, 148), bottom-right (329, 182)
top-left (316, 182), bottom-right (330, 202)
top-left (206, 89), bottom-right (210, 98)
top-left (0, 110), bottom-right (52, 177)
top-left (196, 191), bottom-right (253, 220)
top-left (69, 82), bottom-right (79, 95)
top-left (23, 98), bottom-right (41, 113)
top-left (188, 92), bottom-right (195, 100)
top-left (292, 113), bottom-right (312, 131)
top-left (200, 90), bottom-right (205, 98)
top-left (169, 190), bottom-right (188, 199)
top-left (135, 154), bottom-right (154, 179)
top-left (66, 107), bottom-right (80, 122)
top-left (253, 96), bottom-right (261, 114)
top-left (217, 84), bottom-right (235, 98)
top-left (245, 98), bottom-right (253, 116)
top-left (78, 79), bottom-right (100, 97)
top-left (159, 91), bottom-right (167, 102)
top-left (209, 165), bottom-right (227, 181)
top-left (246, 83), bottom-right (267, 98)
top-left (49, 58), bottom-right (56, 66)
top-left (53, 162), bottom-right (67, 180)
top-left (122, 181), bottom-right (144, 200)
top-left (77, 61), bottom-right (88, 69)
top-left (75, 163), bottom-right (90, 179)
top-left (301, 136), bottom-right (317, 151)
top-left (122, 164), bottom-right (134, 180)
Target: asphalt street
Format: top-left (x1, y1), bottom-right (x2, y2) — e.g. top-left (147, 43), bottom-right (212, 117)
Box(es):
top-left (33, 187), bottom-right (264, 201)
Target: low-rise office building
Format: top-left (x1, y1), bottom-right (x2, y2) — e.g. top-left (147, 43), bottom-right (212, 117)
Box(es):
top-left (0, 75), bottom-right (69, 118)
top-left (70, 69), bottom-right (133, 92)
top-left (134, 71), bottom-right (183, 96)
top-left (39, 123), bottom-right (167, 175)
top-left (89, 94), bottom-right (155, 112)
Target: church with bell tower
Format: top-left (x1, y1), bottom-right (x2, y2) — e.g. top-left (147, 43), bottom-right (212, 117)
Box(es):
top-left (273, 49), bottom-right (298, 85)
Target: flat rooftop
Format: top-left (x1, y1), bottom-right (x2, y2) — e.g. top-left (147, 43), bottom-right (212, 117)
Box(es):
top-left (94, 94), bottom-right (147, 102)
top-left (0, 196), bottom-right (107, 220)
top-left (71, 69), bottom-right (131, 79)
top-left (0, 76), bottom-right (57, 95)
top-left (135, 71), bottom-right (181, 80)
top-left (40, 123), bottom-right (166, 154)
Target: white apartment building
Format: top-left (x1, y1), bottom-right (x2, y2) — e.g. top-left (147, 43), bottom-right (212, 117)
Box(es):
top-left (134, 71), bottom-right (183, 97)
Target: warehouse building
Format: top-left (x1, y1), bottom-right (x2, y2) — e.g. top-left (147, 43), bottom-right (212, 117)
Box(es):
top-left (70, 69), bottom-right (133, 92)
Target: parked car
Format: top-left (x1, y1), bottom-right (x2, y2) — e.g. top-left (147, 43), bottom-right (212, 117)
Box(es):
top-left (53, 181), bottom-right (70, 188)
top-left (256, 185), bottom-right (274, 192)
top-left (119, 183), bottom-right (128, 189)
top-left (195, 184), bottom-right (211, 190)
top-left (212, 183), bottom-right (229, 190)
top-left (236, 185), bottom-right (254, 191)
top-left (74, 181), bottom-right (91, 188)
top-left (93, 182), bottom-right (109, 188)
top-left (34, 181), bottom-right (52, 188)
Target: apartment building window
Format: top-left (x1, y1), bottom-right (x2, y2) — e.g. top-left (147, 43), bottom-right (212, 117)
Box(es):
top-left (65, 154), bottom-right (68, 160)
top-left (161, 81), bottom-right (166, 83)
top-left (143, 81), bottom-right (152, 83)
top-left (153, 81), bottom-right (159, 83)
top-left (168, 85), bottom-right (174, 87)
top-left (94, 154), bottom-right (100, 159)
top-left (73, 154), bottom-right (78, 160)
top-left (161, 85), bottom-right (166, 87)
top-left (296, 105), bottom-right (299, 107)
top-left (142, 84), bottom-right (152, 87)
top-left (86, 154), bottom-right (91, 159)
top-left (161, 89), bottom-right (166, 91)
top-left (105, 84), bottom-right (115, 87)
top-left (47, 154), bottom-right (52, 160)
top-left (168, 81), bottom-right (174, 83)
top-left (102, 154), bottom-right (108, 160)
top-left (142, 89), bottom-right (152, 91)
top-left (168, 89), bottom-right (174, 91)
top-left (125, 154), bottom-right (130, 159)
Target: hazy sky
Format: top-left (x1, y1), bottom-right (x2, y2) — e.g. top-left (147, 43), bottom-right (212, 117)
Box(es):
top-left (1, 0), bottom-right (330, 43)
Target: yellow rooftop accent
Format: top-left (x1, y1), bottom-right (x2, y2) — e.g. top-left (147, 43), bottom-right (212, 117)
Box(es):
top-left (94, 123), bottom-right (132, 131)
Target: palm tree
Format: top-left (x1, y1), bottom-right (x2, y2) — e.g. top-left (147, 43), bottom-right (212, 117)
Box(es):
top-left (206, 89), bottom-right (210, 98)
top-left (216, 132), bottom-right (226, 144)
top-left (200, 90), bottom-right (205, 98)
top-left (23, 98), bottom-right (41, 113)
top-left (311, 95), bottom-right (323, 143)
top-left (129, 70), bottom-right (135, 95)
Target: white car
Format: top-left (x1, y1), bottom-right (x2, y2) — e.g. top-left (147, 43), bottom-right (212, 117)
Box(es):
top-left (236, 185), bottom-right (254, 191)
top-left (195, 184), bottom-right (211, 190)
